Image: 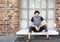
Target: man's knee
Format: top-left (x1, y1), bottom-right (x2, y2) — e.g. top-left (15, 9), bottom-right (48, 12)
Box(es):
top-left (43, 25), bottom-right (48, 32)
top-left (30, 26), bottom-right (34, 28)
top-left (29, 26), bottom-right (33, 33)
top-left (43, 25), bottom-right (47, 28)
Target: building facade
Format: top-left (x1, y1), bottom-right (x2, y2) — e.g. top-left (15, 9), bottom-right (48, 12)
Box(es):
top-left (0, 0), bottom-right (60, 34)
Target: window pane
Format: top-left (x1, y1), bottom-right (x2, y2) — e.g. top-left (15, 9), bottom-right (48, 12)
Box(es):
top-left (20, 10), bottom-right (28, 19)
top-left (47, 20), bottom-right (54, 28)
top-left (41, 0), bottom-right (46, 8)
top-left (35, 0), bottom-right (41, 8)
top-left (29, 0), bottom-right (34, 8)
top-left (40, 10), bottom-right (46, 19)
top-left (48, 0), bottom-right (55, 8)
top-left (20, 20), bottom-right (27, 28)
top-left (47, 10), bottom-right (55, 19)
top-left (29, 10), bottom-right (35, 19)
top-left (20, 0), bottom-right (28, 8)
top-left (29, 20), bottom-right (31, 26)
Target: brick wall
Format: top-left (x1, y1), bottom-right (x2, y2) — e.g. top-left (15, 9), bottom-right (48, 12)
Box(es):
top-left (0, 0), bottom-right (19, 34)
top-left (56, 0), bottom-right (60, 30)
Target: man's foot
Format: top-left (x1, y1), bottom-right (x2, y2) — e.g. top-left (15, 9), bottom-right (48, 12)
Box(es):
top-left (46, 37), bottom-right (51, 40)
top-left (26, 39), bottom-right (31, 42)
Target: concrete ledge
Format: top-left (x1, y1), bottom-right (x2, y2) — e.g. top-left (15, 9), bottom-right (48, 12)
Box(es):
top-left (16, 28), bottom-right (59, 35)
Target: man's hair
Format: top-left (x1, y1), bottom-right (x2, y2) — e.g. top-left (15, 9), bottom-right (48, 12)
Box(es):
top-left (34, 10), bottom-right (40, 14)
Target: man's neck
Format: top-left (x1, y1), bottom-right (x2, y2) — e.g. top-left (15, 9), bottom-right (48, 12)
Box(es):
top-left (35, 16), bottom-right (39, 19)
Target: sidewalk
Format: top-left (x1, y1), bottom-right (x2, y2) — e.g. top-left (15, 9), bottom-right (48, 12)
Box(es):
top-left (15, 35), bottom-right (60, 42)
top-left (0, 34), bottom-right (60, 42)
top-left (0, 34), bottom-right (16, 42)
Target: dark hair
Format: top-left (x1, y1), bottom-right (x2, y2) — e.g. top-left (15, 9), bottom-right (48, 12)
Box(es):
top-left (34, 10), bottom-right (40, 14)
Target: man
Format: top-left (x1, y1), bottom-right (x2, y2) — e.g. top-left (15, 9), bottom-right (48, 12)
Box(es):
top-left (27, 10), bottom-right (50, 41)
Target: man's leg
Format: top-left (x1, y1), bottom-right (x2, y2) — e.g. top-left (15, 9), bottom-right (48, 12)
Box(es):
top-left (40, 26), bottom-right (50, 40)
top-left (43, 26), bottom-right (49, 38)
top-left (27, 26), bottom-right (36, 41)
top-left (43, 26), bottom-right (51, 39)
top-left (45, 31), bottom-right (49, 38)
top-left (28, 32), bottom-right (31, 40)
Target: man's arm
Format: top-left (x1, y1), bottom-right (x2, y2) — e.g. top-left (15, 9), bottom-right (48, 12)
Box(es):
top-left (30, 21), bottom-right (40, 31)
top-left (29, 22), bottom-right (37, 27)
top-left (30, 17), bottom-right (39, 31)
top-left (39, 20), bottom-right (46, 28)
top-left (30, 17), bottom-right (36, 27)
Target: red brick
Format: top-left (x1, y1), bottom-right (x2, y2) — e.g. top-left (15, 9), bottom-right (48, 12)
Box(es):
top-left (56, 0), bottom-right (60, 3)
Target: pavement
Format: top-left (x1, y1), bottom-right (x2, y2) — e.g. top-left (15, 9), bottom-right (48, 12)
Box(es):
top-left (0, 34), bottom-right (60, 42)
top-left (15, 34), bottom-right (60, 42)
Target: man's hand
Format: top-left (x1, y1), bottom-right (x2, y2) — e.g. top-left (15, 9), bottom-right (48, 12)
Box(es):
top-left (35, 26), bottom-right (40, 31)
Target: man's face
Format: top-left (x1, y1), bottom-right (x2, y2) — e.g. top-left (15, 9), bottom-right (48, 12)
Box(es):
top-left (34, 13), bottom-right (39, 17)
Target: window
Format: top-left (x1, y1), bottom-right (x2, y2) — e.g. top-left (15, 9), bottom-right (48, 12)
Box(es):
top-left (20, 0), bottom-right (56, 29)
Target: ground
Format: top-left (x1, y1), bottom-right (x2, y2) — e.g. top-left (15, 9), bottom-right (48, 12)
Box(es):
top-left (15, 34), bottom-right (60, 42)
top-left (0, 34), bottom-right (60, 42)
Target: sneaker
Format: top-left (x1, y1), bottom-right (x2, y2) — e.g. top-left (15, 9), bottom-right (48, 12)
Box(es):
top-left (46, 37), bottom-right (51, 40)
top-left (26, 39), bottom-right (31, 42)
